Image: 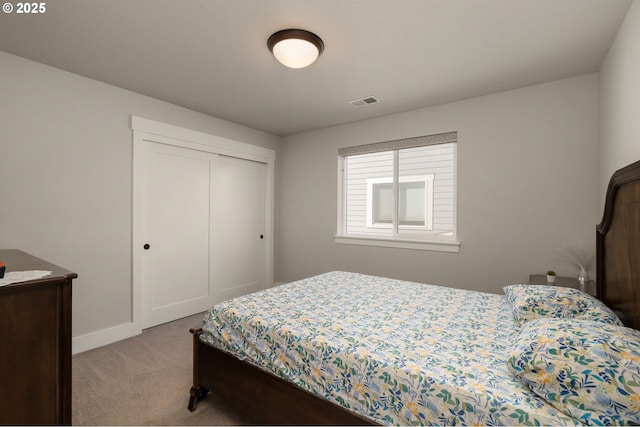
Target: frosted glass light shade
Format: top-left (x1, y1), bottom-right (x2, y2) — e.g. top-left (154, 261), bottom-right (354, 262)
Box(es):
top-left (268, 29), bottom-right (324, 69)
top-left (272, 38), bottom-right (319, 68)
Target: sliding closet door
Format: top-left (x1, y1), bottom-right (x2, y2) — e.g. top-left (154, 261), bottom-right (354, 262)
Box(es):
top-left (141, 142), bottom-right (217, 328)
top-left (212, 155), bottom-right (266, 301)
top-left (133, 116), bottom-right (275, 334)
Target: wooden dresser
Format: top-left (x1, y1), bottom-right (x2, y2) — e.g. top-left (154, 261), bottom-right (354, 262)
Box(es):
top-left (0, 249), bottom-right (77, 425)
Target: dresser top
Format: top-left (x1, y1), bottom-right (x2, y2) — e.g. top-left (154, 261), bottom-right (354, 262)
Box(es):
top-left (0, 249), bottom-right (77, 287)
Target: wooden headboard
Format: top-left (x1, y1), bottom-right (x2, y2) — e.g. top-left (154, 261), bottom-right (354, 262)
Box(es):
top-left (596, 159), bottom-right (640, 330)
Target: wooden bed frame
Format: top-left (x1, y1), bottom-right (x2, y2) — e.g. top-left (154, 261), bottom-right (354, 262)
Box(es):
top-left (188, 160), bottom-right (640, 424)
top-left (188, 327), bottom-right (374, 425)
top-left (596, 159), bottom-right (640, 331)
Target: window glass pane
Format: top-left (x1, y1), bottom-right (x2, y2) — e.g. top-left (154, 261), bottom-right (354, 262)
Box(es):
top-left (345, 151), bottom-right (393, 236)
top-left (399, 181), bottom-right (425, 226)
top-left (398, 144), bottom-right (454, 236)
top-left (372, 183), bottom-right (392, 223)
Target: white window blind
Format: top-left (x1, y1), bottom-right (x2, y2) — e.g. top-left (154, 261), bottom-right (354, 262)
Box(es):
top-left (338, 131), bottom-right (457, 156)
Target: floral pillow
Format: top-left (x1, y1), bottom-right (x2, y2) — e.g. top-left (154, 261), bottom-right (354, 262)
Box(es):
top-left (507, 318), bottom-right (640, 426)
top-left (503, 284), bottom-right (622, 326)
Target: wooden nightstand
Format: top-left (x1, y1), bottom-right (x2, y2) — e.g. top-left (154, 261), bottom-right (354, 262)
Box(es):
top-left (529, 274), bottom-right (596, 296)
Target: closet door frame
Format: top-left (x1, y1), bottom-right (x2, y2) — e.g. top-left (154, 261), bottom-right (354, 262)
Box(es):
top-left (131, 116), bottom-right (275, 334)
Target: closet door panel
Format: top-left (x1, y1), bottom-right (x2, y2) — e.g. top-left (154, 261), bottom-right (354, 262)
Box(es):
top-left (143, 143), bottom-right (216, 328)
top-left (213, 155), bottom-right (266, 302)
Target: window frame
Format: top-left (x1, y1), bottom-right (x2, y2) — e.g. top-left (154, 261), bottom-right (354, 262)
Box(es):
top-left (335, 132), bottom-right (460, 253)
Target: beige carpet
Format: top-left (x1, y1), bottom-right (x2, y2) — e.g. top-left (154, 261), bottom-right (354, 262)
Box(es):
top-left (72, 313), bottom-right (254, 425)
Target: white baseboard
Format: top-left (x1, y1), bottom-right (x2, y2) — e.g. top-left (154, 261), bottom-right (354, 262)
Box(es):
top-left (72, 322), bottom-right (142, 355)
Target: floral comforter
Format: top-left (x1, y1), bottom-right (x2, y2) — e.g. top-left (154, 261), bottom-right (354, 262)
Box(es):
top-left (200, 271), bottom-right (579, 425)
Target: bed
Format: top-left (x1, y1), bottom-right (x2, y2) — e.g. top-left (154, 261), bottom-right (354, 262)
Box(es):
top-left (188, 160), bottom-right (640, 425)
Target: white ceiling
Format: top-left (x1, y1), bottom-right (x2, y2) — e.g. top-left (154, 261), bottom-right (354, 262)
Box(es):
top-left (0, 0), bottom-right (632, 136)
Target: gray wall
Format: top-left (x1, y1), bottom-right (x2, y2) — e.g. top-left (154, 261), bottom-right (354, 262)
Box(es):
top-left (277, 74), bottom-right (600, 294)
top-left (599, 0), bottom-right (640, 206)
top-left (0, 51), bottom-right (280, 338)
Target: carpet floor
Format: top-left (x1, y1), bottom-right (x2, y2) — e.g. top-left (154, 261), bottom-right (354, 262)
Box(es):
top-left (72, 313), bottom-right (254, 425)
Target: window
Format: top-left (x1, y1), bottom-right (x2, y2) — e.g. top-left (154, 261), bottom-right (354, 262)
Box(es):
top-left (336, 132), bottom-right (459, 252)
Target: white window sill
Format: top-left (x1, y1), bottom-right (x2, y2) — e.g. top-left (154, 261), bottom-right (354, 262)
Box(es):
top-left (334, 235), bottom-right (461, 253)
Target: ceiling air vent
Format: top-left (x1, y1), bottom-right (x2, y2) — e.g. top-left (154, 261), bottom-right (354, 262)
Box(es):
top-left (348, 95), bottom-right (380, 108)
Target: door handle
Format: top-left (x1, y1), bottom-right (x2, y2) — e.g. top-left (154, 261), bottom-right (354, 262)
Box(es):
top-left (260, 235), bottom-right (264, 239)
top-left (144, 243), bottom-right (150, 250)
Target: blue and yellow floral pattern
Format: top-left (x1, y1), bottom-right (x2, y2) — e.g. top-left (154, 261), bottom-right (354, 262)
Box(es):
top-left (503, 284), bottom-right (622, 326)
top-left (201, 271), bottom-right (578, 425)
top-left (507, 318), bottom-right (640, 425)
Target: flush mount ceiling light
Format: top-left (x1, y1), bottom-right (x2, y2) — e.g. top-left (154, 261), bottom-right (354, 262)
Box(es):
top-left (267, 29), bottom-right (324, 69)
